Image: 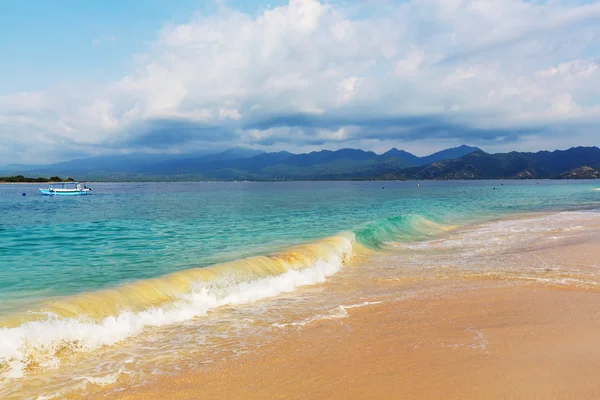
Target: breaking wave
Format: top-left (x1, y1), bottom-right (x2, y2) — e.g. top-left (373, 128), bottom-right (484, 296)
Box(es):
top-left (0, 213), bottom-right (452, 381)
top-left (0, 233), bottom-right (355, 379)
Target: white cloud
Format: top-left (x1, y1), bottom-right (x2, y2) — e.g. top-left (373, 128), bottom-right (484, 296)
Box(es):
top-left (551, 93), bottom-right (580, 115)
top-left (2, 0), bottom-right (600, 164)
top-left (395, 49), bottom-right (424, 76)
top-left (536, 59), bottom-right (598, 83)
top-left (337, 76), bottom-right (363, 104)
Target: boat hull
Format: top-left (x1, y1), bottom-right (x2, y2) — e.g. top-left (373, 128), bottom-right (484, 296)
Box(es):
top-left (39, 189), bottom-right (91, 196)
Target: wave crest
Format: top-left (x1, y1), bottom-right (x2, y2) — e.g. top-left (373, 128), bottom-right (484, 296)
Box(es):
top-left (355, 214), bottom-right (454, 248)
top-left (0, 232), bottom-right (355, 379)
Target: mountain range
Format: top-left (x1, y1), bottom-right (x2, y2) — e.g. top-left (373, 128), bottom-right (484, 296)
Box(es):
top-left (379, 147), bottom-right (600, 180)
top-left (0, 145), bottom-right (478, 181)
top-left (2, 145), bottom-right (600, 181)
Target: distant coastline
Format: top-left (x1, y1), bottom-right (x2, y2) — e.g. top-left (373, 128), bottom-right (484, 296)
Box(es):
top-left (0, 175), bottom-right (75, 184)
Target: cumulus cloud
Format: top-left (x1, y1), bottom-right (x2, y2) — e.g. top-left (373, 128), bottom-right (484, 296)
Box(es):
top-left (2, 0), bottom-right (600, 163)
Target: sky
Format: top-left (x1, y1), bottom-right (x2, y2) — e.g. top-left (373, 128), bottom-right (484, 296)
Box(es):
top-left (1, 0), bottom-right (600, 164)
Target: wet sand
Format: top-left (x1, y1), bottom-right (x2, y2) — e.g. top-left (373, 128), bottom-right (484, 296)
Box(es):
top-left (113, 280), bottom-right (600, 400)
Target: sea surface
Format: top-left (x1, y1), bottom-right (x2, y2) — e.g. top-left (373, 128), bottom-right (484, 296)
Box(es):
top-left (1, 180), bottom-right (600, 399)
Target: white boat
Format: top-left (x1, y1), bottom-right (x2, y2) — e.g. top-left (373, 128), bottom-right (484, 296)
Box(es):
top-left (39, 182), bottom-right (92, 196)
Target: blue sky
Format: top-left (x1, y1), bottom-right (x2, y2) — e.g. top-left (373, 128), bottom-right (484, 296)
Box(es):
top-left (0, 1), bottom-right (290, 93)
top-left (1, 0), bottom-right (600, 164)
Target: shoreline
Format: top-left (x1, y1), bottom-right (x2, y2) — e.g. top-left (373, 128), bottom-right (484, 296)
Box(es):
top-left (107, 223), bottom-right (600, 400)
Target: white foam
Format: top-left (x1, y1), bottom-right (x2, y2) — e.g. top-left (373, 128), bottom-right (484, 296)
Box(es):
top-left (0, 248), bottom-right (349, 380)
top-left (403, 211), bottom-right (598, 254)
top-left (31, 370), bottom-right (129, 400)
top-left (341, 300), bottom-right (383, 309)
top-left (77, 369), bottom-right (128, 387)
top-left (272, 300), bottom-right (383, 329)
top-left (272, 306), bottom-right (349, 328)
top-left (36, 394), bottom-right (61, 400)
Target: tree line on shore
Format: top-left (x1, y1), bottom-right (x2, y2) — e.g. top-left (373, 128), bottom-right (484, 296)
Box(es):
top-left (0, 175), bottom-right (74, 183)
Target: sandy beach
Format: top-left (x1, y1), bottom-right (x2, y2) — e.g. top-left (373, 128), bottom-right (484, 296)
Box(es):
top-left (110, 225), bottom-right (600, 400)
top-left (112, 283), bottom-right (600, 400)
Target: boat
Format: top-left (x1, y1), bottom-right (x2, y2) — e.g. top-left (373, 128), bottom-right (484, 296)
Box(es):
top-left (39, 181), bottom-right (92, 196)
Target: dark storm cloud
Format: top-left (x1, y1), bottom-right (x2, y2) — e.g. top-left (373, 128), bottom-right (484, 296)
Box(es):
top-left (245, 113), bottom-right (544, 144)
top-left (120, 118), bottom-right (238, 148)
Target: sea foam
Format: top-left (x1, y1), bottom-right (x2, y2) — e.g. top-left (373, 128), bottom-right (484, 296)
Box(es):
top-left (0, 233), bottom-right (354, 380)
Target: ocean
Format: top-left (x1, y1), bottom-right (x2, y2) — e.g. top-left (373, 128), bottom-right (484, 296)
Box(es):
top-left (1, 180), bottom-right (599, 398)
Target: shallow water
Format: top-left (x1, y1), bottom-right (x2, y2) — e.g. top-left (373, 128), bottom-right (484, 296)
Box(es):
top-left (1, 180), bottom-right (599, 398)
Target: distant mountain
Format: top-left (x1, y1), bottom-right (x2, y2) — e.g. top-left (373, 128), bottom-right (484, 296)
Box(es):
top-left (0, 163), bottom-right (33, 172)
top-left (143, 148), bottom-right (268, 176)
top-left (193, 147), bottom-right (265, 163)
top-left (6, 145), bottom-right (596, 181)
top-left (0, 148), bottom-right (261, 179)
top-left (557, 166), bottom-right (600, 179)
top-left (379, 145), bottom-right (480, 167)
top-left (178, 146), bottom-right (480, 180)
top-left (2, 146), bottom-right (481, 180)
top-left (0, 153), bottom-right (206, 176)
top-left (418, 145), bottom-right (481, 166)
top-left (381, 148), bottom-right (422, 165)
top-left (379, 147), bottom-right (600, 180)
top-left (200, 148), bottom-right (421, 180)
top-left (142, 148), bottom-right (386, 180)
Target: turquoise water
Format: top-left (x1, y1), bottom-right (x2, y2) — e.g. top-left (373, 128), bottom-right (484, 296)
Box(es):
top-left (1, 180), bottom-right (600, 398)
top-left (1, 180), bottom-right (599, 314)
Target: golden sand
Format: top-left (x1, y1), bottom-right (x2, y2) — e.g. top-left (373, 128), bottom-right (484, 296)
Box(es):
top-left (110, 279), bottom-right (600, 400)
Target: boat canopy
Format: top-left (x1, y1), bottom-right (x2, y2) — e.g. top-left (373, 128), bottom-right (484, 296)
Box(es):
top-left (48, 181), bottom-right (78, 186)
top-left (47, 182), bottom-right (89, 189)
